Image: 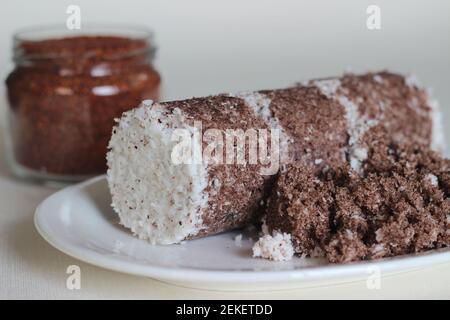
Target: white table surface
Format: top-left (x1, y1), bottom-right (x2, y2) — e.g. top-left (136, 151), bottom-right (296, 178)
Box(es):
top-left (1, 0), bottom-right (450, 299)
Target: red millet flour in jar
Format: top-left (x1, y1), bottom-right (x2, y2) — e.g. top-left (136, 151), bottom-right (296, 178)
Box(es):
top-left (6, 34), bottom-right (161, 181)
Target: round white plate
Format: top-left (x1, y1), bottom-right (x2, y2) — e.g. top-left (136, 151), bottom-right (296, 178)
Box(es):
top-left (35, 176), bottom-right (450, 291)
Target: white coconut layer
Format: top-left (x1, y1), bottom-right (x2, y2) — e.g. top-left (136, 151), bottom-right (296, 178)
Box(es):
top-left (230, 91), bottom-right (293, 164)
top-left (313, 79), bottom-right (378, 172)
top-left (107, 100), bottom-right (209, 244)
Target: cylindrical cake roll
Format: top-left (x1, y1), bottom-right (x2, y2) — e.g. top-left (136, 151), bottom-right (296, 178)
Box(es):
top-left (107, 71), bottom-right (444, 244)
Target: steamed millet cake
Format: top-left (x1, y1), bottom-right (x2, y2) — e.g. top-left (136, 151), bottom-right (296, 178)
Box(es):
top-left (107, 71), bottom-right (444, 245)
top-left (261, 137), bottom-right (450, 263)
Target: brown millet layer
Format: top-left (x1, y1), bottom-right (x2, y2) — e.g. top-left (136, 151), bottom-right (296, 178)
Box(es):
top-left (266, 140), bottom-right (450, 263)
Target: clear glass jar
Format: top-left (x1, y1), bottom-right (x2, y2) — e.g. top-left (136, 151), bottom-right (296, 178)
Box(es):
top-left (5, 25), bottom-right (161, 184)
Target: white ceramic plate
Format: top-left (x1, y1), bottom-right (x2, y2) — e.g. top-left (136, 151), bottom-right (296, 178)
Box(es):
top-left (34, 176), bottom-right (450, 291)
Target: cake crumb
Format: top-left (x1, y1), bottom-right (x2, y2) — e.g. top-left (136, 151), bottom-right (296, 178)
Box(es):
top-left (405, 74), bottom-right (422, 89)
top-left (424, 173), bottom-right (438, 187)
top-left (252, 232), bottom-right (294, 261)
top-left (373, 74), bottom-right (384, 84)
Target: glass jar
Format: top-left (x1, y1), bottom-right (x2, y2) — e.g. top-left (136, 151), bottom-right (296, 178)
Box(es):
top-left (5, 25), bottom-right (161, 184)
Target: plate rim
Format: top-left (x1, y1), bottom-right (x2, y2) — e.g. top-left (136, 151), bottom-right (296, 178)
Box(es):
top-left (34, 175), bottom-right (450, 284)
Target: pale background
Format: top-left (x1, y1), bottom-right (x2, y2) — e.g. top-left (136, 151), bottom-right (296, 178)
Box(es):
top-left (0, 0), bottom-right (449, 299)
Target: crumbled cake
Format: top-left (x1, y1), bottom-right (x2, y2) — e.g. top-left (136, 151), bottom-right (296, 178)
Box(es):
top-left (252, 232), bottom-right (294, 262)
top-left (264, 141), bottom-right (450, 263)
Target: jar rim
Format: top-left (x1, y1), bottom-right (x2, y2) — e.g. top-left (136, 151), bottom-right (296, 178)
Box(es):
top-left (12, 24), bottom-right (156, 62)
top-left (14, 23), bottom-right (154, 42)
